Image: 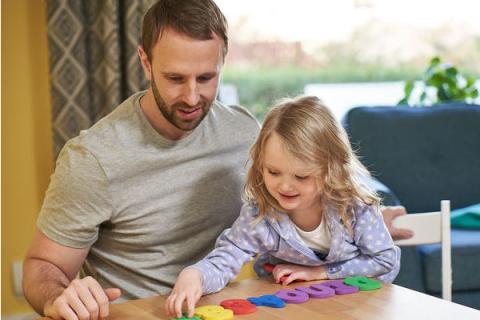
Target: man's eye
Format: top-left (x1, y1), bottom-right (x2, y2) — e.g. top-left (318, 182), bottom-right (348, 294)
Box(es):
top-left (168, 76), bottom-right (182, 82)
top-left (198, 75), bottom-right (214, 83)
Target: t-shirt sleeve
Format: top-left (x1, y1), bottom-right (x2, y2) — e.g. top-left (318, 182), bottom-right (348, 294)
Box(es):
top-left (37, 140), bottom-right (112, 249)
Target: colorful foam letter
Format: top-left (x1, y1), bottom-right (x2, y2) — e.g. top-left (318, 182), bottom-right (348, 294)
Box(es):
top-left (320, 280), bottom-right (359, 295)
top-left (170, 314), bottom-right (201, 320)
top-left (296, 284), bottom-right (336, 298)
top-left (344, 276), bottom-right (382, 291)
top-left (194, 305), bottom-right (233, 320)
top-left (247, 294), bottom-right (285, 308)
top-left (263, 263), bottom-right (275, 273)
top-left (275, 289), bottom-right (310, 304)
top-left (220, 299), bottom-right (256, 315)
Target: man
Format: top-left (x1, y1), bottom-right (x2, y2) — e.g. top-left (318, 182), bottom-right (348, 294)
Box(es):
top-left (23, 1), bottom-right (411, 319)
top-left (24, 1), bottom-right (259, 319)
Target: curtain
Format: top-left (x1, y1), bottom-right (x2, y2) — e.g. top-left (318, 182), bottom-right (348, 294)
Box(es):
top-left (47, 0), bottom-right (156, 156)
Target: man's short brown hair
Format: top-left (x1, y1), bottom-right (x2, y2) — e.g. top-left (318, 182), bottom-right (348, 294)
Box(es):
top-left (142, 0), bottom-right (228, 61)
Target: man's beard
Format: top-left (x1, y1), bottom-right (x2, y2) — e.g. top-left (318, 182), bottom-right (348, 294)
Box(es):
top-left (150, 73), bottom-right (211, 132)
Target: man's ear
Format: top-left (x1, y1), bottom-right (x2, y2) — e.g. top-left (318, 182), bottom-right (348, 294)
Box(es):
top-left (138, 46), bottom-right (152, 81)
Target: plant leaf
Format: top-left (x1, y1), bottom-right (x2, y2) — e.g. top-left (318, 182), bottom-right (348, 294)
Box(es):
top-left (430, 56), bottom-right (441, 65)
top-left (445, 66), bottom-right (458, 78)
top-left (426, 57), bottom-right (441, 78)
top-left (404, 80), bottom-right (414, 95)
top-left (397, 97), bottom-right (409, 105)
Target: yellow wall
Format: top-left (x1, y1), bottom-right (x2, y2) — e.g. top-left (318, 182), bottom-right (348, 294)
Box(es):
top-left (2, 0), bottom-right (53, 315)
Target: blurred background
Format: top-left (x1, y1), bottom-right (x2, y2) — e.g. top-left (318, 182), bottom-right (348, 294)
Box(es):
top-left (2, 0), bottom-right (479, 318)
top-left (217, 0), bottom-right (480, 119)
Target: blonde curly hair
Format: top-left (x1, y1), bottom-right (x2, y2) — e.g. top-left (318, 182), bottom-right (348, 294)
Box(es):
top-left (244, 95), bottom-right (379, 229)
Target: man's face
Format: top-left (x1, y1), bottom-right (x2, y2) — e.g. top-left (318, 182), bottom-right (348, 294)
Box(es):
top-left (140, 28), bottom-right (224, 136)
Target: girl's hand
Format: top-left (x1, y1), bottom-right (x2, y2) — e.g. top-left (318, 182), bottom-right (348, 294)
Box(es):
top-left (165, 268), bottom-right (203, 318)
top-left (272, 264), bottom-right (328, 285)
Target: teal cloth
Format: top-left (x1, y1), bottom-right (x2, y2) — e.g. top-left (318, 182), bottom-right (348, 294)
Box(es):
top-left (451, 204), bottom-right (480, 229)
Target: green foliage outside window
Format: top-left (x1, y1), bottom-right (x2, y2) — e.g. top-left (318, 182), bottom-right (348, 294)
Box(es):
top-left (223, 64), bottom-right (423, 120)
top-left (398, 57), bottom-right (479, 106)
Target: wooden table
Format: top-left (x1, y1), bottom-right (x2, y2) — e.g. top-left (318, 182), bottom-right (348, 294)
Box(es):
top-left (101, 279), bottom-right (479, 320)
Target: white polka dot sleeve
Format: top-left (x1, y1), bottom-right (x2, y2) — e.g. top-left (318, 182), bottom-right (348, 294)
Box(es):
top-left (325, 205), bottom-right (401, 283)
top-left (191, 203), bottom-right (275, 294)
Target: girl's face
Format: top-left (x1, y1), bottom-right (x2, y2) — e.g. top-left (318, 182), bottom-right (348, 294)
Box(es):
top-left (262, 132), bottom-right (322, 216)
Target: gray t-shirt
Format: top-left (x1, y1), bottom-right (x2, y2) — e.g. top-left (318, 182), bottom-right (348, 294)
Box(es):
top-left (37, 91), bottom-right (260, 300)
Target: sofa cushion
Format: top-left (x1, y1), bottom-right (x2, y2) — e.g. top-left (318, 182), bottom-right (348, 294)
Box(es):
top-left (343, 104), bottom-right (480, 212)
top-left (451, 203), bottom-right (480, 229)
top-left (450, 290), bottom-right (480, 310)
top-left (393, 246), bottom-right (426, 292)
top-left (419, 229), bottom-right (480, 292)
top-left (361, 177), bottom-right (401, 206)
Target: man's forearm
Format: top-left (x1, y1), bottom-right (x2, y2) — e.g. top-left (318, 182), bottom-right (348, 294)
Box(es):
top-left (23, 257), bottom-right (71, 315)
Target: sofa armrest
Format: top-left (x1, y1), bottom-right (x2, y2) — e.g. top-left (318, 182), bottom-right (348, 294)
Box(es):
top-left (362, 176), bottom-right (401, 206)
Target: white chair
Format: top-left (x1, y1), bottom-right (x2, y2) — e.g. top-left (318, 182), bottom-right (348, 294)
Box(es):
top-left (393, 200), bottom-right (451, 301)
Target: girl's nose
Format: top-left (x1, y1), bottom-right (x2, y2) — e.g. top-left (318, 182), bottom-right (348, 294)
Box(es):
top-left (279, 179), bottom-right (295, 193)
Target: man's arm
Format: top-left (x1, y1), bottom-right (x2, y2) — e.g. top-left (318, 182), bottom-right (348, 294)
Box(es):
top-left (23, 229), bottom-right (121, 320)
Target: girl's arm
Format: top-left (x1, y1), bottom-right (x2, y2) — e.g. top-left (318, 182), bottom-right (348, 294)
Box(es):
top-left (191, 204), bottom-right (273, 293)
top-left (165, 267), bottom-right (203, 318)
top-left (165, 204), bottom-right (273, 317)
top-left (325, 205), bottom-right (401, 283)
top-left (271, 264), bottom-right (328, 285)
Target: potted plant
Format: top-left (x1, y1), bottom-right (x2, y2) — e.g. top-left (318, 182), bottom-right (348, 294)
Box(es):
top-left (398, 57), bottom-right (479, 106)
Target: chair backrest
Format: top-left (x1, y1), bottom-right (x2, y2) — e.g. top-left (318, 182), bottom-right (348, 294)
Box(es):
top-left (343, 104), bottom-right (480, 213)
top-left (393, 200), bottom-right (451, 301)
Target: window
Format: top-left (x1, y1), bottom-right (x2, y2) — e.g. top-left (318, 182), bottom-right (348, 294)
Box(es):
top-left (216, 0), bottom-right (480, 120)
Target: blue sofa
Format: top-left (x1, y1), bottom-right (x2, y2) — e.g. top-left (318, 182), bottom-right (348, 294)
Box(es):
top-left (343, 103), bottom-right (480, 310)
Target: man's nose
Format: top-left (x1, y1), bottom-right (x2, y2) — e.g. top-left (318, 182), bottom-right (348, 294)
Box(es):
top-left (181, 80), bottom-right (200, 107)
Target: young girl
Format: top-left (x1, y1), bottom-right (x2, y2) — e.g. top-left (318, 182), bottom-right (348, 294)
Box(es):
top-left (166, 96), bottom-right (400, 318)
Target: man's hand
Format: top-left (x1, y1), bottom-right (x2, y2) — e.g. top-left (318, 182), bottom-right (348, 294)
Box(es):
top-left (272, 264), bottom-right (328, 286)
top-left (165, 268), bottom-right (203, 319)
top-left (23, 230), bottom-right (122, 318)
top-left (381, 205), bottom-right (414, 241)
top-left (44, 276), bottom-right (121, 320)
